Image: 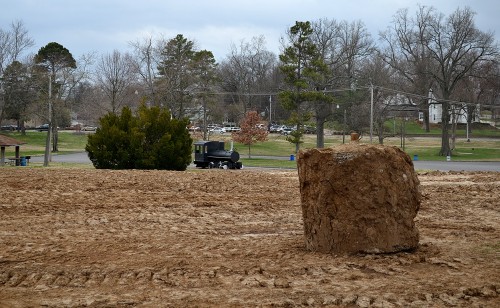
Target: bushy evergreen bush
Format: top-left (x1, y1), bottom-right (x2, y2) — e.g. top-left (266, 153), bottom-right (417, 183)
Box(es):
top-left (85, 105), bottom-right (192, 170)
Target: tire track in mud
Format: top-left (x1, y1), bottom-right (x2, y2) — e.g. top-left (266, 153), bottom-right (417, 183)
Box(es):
top-left (0, 266), bottom-right (221, 289)
top-left (1, 169), bottom-right (499, 307)
top-left (1, 263), bottom-right (498, 307)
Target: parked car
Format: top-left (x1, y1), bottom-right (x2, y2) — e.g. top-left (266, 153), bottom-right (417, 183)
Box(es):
top-left (82, 126), bottom-right (97, 131)
top-left (36, 124), bottom-right (49, 131)
top-left (207, 124), bottom-right (220, 130)
top-left (188, 126), bottom-right (201, 132)
top-left (269, 125), bottom-right (281, 133)
top-left (0, 125), bottom-right (17, 131)
top-left (224, 127), bottom-right (241, 133)
top-left (35, 124), bottom-right (60, 131)
top-left (209, 127), bottom-right (226, 134)
top-left (281, 127), bottom-right (294, 135)
top-left (304, 126), bottom-right (317, 134)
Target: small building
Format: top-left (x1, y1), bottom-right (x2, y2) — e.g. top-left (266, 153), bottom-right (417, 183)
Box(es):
top-left (383, 93), bottom-right (420, 119)
top-left (0, 134), bottom-right (26, 166)
top-left (425, 89), bottom-right (480, 124)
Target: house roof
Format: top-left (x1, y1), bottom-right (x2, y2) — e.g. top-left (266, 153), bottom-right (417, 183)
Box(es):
top-left (0, 134), bottom-right (26, 146)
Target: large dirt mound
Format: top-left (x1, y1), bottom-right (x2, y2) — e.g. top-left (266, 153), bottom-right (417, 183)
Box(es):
top-left (297, 144), bottom-right (420, 254)
top-left (0, 168), bottom-right (498, 307)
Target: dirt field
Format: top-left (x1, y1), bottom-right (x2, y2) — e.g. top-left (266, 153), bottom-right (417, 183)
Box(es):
top-left (0, 168), bottom-right (498, 307)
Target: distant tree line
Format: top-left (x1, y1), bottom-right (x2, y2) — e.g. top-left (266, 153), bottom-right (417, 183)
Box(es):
top-left (0, 5), bottom-right (498, 158)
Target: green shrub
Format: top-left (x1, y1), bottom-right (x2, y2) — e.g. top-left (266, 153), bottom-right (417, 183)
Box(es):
top-left (85, 105), bottom-right (192, 170)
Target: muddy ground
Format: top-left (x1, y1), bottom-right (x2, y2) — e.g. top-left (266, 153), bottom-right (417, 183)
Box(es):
top-left (0, 168), bottom-right (498, 307)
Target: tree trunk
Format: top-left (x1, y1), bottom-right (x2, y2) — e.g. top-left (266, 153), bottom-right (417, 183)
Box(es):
top-left (439, 102), bottom-right (451, 156)
top-left (52, 118), bottom-right (59, 152)
top-left (423, 109), bottom-right (430, 132)
top-left (202, 96), bottom-right (207, 140)
top-left (419, 98), bottom-right (430, 132)
top-left (315, 118), bottom-right (325, 148)
top-left (450, 109), bottom-right (457, 151)
top-left (377, 120), bottom-right (385, 144)
top-left (52, 128), bottom-right (59, 152)
top-left (400, 117), bottom-right (406, 151)
top-left (467, 105), bottom-right (475, 135)
top-left (43, 125), bottom-right (51, 167)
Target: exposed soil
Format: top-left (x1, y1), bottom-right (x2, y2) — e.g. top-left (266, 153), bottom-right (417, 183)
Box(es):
top-left (297, 145), bottom-right (420, 254)
top-left (0, 168), bottom-right (498, 307)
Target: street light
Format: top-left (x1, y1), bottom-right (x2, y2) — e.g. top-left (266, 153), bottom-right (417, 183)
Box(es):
top-left (269, 95), bottom-right (272, 124)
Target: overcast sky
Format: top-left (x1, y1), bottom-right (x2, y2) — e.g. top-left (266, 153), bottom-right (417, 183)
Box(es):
top-left (2, 0), bottom-right (499, 62)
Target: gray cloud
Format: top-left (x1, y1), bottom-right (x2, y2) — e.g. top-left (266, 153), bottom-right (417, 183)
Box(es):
top-left (1, 0), bottom-right (498, 61)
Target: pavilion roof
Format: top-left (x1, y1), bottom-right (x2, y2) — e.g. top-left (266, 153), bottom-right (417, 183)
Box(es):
top-left (0, 134), bottom-right (26, 146)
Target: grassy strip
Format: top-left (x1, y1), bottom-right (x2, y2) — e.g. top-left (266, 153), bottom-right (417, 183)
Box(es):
top-left (2, 131), bottom-right (89, 156)
top-left (240, 158), bottom-right (297, 169)
top-left (392, 120), bottom-right (500, 137)
top-left (2, 161), bottom-right (94, 169)
top-left (2, 129), bottom-right (499, 164)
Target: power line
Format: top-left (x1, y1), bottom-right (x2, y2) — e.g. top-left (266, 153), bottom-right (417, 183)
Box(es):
top-left (189, 85), bottom-right (499, 109)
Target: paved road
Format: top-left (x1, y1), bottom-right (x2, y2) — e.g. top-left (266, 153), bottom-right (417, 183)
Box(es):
top-left (413, 160), bottom-right (500, 172)
top-left (30, 152), bottom-right (92, 164)
top-left (258, 155), bottom-right (500, 172)
top-left (29, 152), bottom-right (500, 172)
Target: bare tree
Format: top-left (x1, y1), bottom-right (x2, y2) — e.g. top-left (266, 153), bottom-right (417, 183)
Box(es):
top-left (69, 81), bottom-right (98, 125)
top-left (309, 18), bottom-right (374, 147)
top-left (0, 20), bottom-right (34, 125)
top-left (337, 20), bottom-right (374, 84)
top-left (379, 5), bottom-right (435, 132)
top-left (0, 20), bottom-right (34, 74)
top-left (478, 59), bottom-right (500, 126)
top-left (219, 36), bottom-right (277, 120)
top-left (62, 53), bottom-right (95, 126)
top-left (380, 6), bottom-right (498, 155)
top-left (426, 7), bottom-right (498, 156)
top-left (129, 35), bottom-right (165, 106)
top-left (95, 50), bottom-right (137, 114)
top-left (309, 18), bottom-right (340, 147)
top-left (358, 54), bottom-right (399, 144)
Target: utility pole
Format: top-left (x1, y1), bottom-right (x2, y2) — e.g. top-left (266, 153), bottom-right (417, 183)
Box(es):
top-left (43, 74), bottom-right (52, 167)
top-left (202, 95), bottom-right (207, 141)
top-left (370, 83), bottom-right (374, 143)
top-left (343, 109), bottom-right (347, 144)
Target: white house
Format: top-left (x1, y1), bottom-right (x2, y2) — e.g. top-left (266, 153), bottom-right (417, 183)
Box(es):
top-left (423, 89), bottom-right (480, 124)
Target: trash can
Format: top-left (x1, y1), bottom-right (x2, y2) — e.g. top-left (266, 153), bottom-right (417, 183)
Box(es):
top-left (290, 154), bottom-right (295, 161)
top-left (413, 154), bottom-right (418, 161)
top-left (20, 156), bottom-right (27, 166)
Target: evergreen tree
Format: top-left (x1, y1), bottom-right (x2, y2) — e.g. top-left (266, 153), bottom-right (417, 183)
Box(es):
top-left (156, 34), bottom-right (195, 118)
top-left (86, 105), bottom-right (192, 170)
top-left (279, 21), bottom-right (331, 152)
top-left (2, 61), bottom-right (35, 133)
top-left (34, 42), bottom-right (77, 165)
